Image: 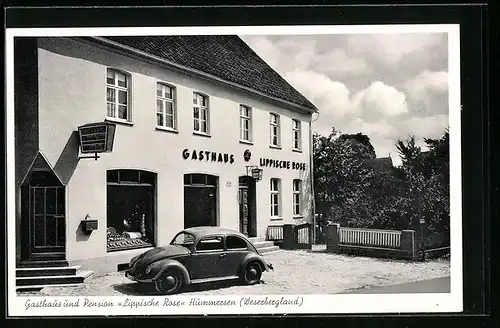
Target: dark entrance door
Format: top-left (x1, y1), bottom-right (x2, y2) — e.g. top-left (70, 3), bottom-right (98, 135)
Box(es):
top-left (238, 176), bottom-right (256, 237)
top-left (23, 171), bottom-right (66, 261)
top-left (184, 174), bottom-right (217, 228)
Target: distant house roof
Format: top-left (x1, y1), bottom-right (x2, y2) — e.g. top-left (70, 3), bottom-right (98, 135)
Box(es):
top-left (365, 157), bottom-right (393, 173)
top-left (84, 35), bottom-right (318, 113)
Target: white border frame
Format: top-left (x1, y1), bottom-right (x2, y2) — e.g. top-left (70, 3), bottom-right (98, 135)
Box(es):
top-left (6, 24), bottom-right (462, 316)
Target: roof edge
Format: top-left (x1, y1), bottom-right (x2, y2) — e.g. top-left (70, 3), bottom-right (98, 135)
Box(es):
top-left (77, 36), bottom-right (318, 114)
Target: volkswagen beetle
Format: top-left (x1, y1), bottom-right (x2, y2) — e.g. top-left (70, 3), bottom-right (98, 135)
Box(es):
top-left (125, 226), bottom-right (274, 294)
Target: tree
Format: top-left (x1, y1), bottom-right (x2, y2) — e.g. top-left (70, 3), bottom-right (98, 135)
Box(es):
top-left (339, 133), bottom-right (376, 159)
top-left (313, 129), bottom-right (379, 226)
top-left (313, 126), bottom-right (450, 237)
top-left (395, 135), bottom-right (421, 168)
top-left (395, 129), bottom-right (450, 233)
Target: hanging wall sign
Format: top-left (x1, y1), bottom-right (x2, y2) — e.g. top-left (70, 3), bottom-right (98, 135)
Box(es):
top-left (259, 158), bottom-right (307, 171)
top-left (182, 149), bottom-right (235, 164)
top-left (78, 122), bottom-right (116, 154)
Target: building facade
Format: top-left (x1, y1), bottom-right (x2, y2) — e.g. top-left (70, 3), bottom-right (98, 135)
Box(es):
top-left (14, 36), bottom-right (318, 275)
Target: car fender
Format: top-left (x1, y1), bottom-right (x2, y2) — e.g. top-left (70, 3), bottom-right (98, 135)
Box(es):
top-left (241, 253), bottom-right (270, 272)
top-left (150, 259), bottom-right (191, 284)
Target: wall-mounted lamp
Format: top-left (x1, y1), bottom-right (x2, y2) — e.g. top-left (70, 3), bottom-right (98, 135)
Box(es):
top-left (246, 165), bottom-right (263, 181)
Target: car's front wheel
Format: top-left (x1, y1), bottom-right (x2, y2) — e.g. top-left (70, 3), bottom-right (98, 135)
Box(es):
top-left (154, 269), bottom-right (184, 295)
top-left (242, 261), bottom-right (262, 285)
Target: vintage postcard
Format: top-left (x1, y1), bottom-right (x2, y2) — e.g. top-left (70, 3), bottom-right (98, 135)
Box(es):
top-left (6, 24), bottom-right (462, 316)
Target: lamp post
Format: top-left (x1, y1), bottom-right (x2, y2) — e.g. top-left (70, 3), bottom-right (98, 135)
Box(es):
top-left (419, 217), bottom-right (426, 260)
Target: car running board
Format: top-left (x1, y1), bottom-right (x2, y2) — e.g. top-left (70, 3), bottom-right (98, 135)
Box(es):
top-left (190, 275), bottom-right (240, 284)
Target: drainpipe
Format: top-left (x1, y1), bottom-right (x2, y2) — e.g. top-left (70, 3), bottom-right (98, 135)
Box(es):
top-left (309, 111), bottom-right (320, 243)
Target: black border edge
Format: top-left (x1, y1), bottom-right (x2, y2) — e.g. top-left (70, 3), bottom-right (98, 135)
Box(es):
top-left (3, 3), bottom-right (490, 325)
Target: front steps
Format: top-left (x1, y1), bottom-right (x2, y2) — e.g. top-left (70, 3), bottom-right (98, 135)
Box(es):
top-left (249, 237), bottom-right (280, 254)
top-left (16, 261), bottom-right (93, 291)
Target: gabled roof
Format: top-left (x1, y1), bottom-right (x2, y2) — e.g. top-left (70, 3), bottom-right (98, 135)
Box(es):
top-left (90, 35), bottom-right (318, 113)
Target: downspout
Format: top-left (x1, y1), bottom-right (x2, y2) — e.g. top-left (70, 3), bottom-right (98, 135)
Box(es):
top-left (309, 111), bottom-right (320, 243)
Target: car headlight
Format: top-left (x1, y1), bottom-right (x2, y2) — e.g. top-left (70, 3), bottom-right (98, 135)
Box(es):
top-left (145, 264), bottom-right (154, 275)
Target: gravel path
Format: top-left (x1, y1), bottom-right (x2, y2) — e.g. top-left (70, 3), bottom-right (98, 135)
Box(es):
top-left (22, 249), bottom-right (450, 296)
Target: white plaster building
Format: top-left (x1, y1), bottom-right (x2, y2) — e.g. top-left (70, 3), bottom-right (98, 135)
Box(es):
top-left (14, 36), bottom-right (318, 276)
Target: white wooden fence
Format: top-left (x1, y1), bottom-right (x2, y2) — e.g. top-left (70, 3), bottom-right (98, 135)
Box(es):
top-left (267, 225), bottom-right (284, 241)
top-left (339, 227), bottom-right (401, 249)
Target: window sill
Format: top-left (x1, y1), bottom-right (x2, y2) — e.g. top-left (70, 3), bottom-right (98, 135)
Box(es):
top-left (193, 131), bottom-right (211, 138)
top-left (239, 139), bottom-right (254, 145)
top-left (156, 126), bottom-right (179, 134)
top-left (106, 117), bottom-right (133, 126)
top-left (293, 215), bottom-right (304, 219)
top-left (292, 148), bottom-right (303, 153)
top-left (270, 216), bottom-right (283, 221)
top-left (269, 145), bottom-right (282, 150)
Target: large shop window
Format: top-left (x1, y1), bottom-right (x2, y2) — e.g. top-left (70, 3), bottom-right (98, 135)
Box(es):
top-left (107, 169), bottom-right (156, 252)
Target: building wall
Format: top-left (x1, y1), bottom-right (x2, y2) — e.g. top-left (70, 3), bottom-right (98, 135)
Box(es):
top-left (36, 37), bottom-right (313, 264)
top-left (14, 38), bottom-right (40, 262)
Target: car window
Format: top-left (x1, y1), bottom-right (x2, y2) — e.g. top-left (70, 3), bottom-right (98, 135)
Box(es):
top-left (171, 232), bottom-right (195, 247)
top-left (195, 236), bottom-right (224, 252)
top-left (226, 236), bottom-right (248, 250)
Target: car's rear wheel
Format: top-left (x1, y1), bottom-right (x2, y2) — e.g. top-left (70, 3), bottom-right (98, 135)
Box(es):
top-left (154, 269), bottom-right (183, 295)
top-left (242, 261), bottom-right (262, 285)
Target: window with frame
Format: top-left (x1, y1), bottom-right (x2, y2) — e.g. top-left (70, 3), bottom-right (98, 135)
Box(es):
top-left (269, 113), bottom-right (281, 147)
top-left (240, 105), bottom-right (252, 142)
top-left (293, 179), bottom-right (302, 216)
top-left (195, 236), bottom-right (224, 252)
top-left (171, 232), bottom-right (195, 247)
top-left (193, 93), bottom-right (209, 134)
top-left (106, 69), bottom-right (130, 121)
top-left (156, 83), bottom-right (176, 130)
top-left (292, 119), bottom-right (302, 150)
top-left (226, 235), bottom-right (248, 250)
top-left (270, 178), bottom-right (281, 217)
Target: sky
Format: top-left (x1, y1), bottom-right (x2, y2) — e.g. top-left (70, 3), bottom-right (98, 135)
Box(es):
top-left (240, 33), bottom-right (449, 167)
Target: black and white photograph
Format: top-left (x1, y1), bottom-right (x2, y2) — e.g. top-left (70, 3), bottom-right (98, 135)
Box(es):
top-left (6, 23), bottom-right (463, 315)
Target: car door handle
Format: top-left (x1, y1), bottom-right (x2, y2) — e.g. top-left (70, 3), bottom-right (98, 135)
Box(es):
top-left (219, 253), bottom-right (226, 258)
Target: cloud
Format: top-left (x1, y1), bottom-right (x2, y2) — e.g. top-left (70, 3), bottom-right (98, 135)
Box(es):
top-left (285, 70), bottom-right (408, 122)
top-left (398, 114), bottom-right (449, 140)
top-left (276, 38), bottom-right (318, 69)
top-left (353, 81), bottom-right (409, 122)
top-left (404, 70), bottom-right (448, 97)
top-left (243, 36), bottom-right (283, 71)
top-left (242, 35), bottom-right (373, 79)
top-left (346, 33), bottom-right (446, 66)
top-left (241, 33), bottom-right (449, 164)
top-left (284, 70), bottom-right (357, 120)
top-left (343, 118), bottom-right (399, 139)
top-left (314, 48), bottom-right (372, 77)
top-left (403, 70), bottom-right (449, 115)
